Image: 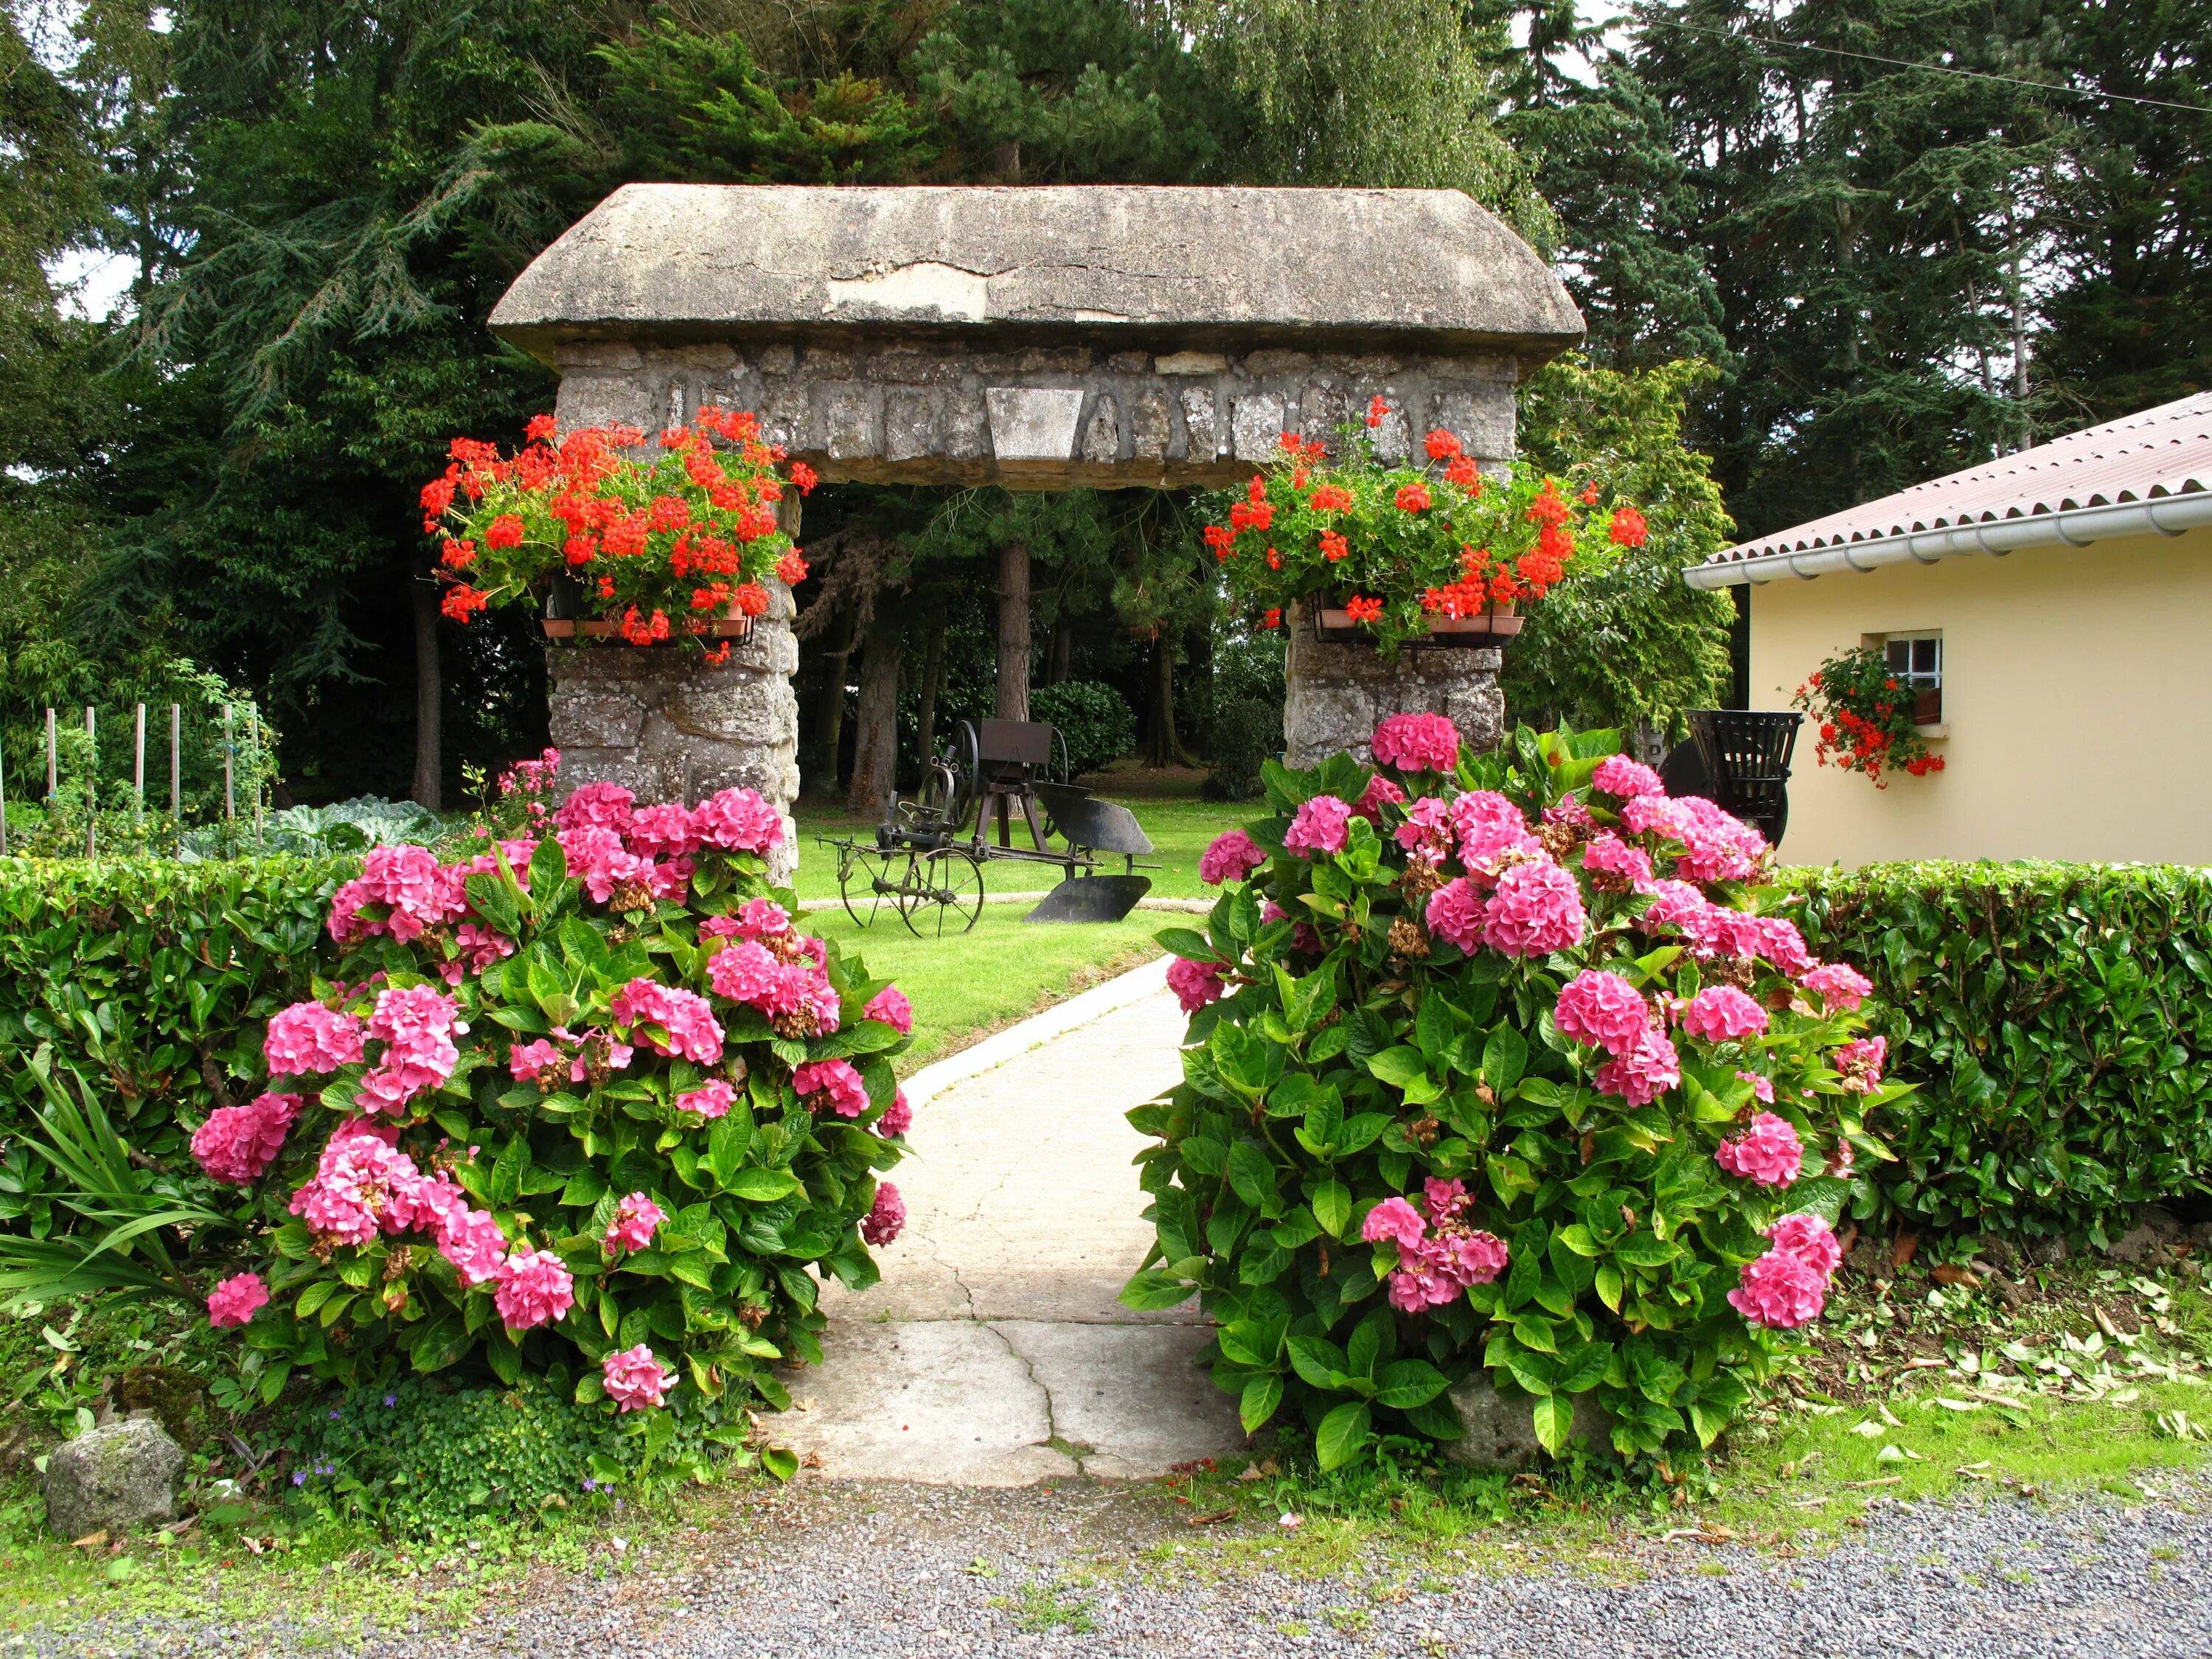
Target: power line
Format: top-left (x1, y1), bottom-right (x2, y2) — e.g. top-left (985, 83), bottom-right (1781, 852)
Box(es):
top-left (1639, 15), bottom-right (2211, 114)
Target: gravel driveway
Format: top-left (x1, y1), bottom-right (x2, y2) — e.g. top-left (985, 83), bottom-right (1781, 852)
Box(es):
top-left (30, 1473), bottom-right (2212, 1659)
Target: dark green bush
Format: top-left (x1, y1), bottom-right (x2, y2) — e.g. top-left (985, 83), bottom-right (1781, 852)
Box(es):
top-left (1206, 699), bottom-right (1280, 799)
top-left (282, 1373), bottom-right (739, 1534)
top-left (0, 857), bottom-right (355, 1203)
top-left (1031, 680), bottom-right (1136, 777)
top-left (1786, 861), bottom-right (2212, 1242)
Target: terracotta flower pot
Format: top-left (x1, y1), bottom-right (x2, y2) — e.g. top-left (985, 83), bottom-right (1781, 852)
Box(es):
top-left (1310, 599), bottom-right (1520, 647)
top-left (542, 611), bottom-right (755, 643)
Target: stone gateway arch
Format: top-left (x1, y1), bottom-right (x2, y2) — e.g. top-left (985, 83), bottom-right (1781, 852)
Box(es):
top-left (489, 184), bottom-right (1583, 824)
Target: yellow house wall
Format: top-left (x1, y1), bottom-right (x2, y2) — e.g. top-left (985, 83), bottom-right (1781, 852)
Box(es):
top-left (1745, 526), bottom-right (2212, 867)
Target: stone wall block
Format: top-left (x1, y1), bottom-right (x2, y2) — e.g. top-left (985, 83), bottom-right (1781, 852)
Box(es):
top-left (761, 384), bottom-right (811, 452)
top-left (801, 347), bottom-right (855, 379)
top-left (818, 382), bottom-right (882, 460)
top-left (557, 340), bottom-right (644, 370)
top-left (1430, 386), bottom-right (1516, 460)
top-left (1130, 390), bottom-right (1171, 460)
top-left (555, 374), bottom-right (653, 437)
top-left (1370, 402), bottom-right (1411, 462)
top-left (1300, 383), bottom-right (1349, 452)
top-left (884, 389), bottom-right (939, 461)
top-left (1080, 394), bottom-right (1122, 463)
top-left (1242, 349), bottom-right (1313, 377)
top-left (752, 343), bottom-right (797, 376)
top-left (987, 387), bottom-right (1085, 461)
top-left (945, 392), bottom-right (990, 460)
top-left (1180, 387), bottom-right (1219, 459)
top-left (1231, 394), bottom-right (1287, 461)
top-left (1281, 606), bottom-right (1502, 767)
top-left (1157, 350), bottom-right (1228, 376)
top-left (1107, 351), bottom-right (1151, 375)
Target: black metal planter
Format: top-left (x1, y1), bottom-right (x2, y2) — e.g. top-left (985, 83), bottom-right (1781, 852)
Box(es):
top-left (1669, 710), bottom-right (1804, 847)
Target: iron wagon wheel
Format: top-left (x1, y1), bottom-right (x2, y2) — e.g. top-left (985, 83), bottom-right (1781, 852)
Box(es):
top-left (903, 757), bottom-right (964, 838)
top-left (838, 842), bottom-right (901, 929)
top-left (897, 846), bottom-right (985, 938)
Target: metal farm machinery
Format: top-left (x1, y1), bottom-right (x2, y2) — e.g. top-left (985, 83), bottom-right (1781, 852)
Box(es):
top-left (818, 718), bottom-right (1155, 936)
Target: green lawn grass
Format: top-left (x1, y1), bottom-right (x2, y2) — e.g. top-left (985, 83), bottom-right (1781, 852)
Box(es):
top-left (789, 765), bottom-right (1253, 1068)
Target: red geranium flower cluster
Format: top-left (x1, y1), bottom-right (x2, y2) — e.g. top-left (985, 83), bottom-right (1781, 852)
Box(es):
top-left (1791, 650), bottom-right (1946, 787)
top-left (1204, 415), bottom-right (1646, 653)
top-left (420, 406), bottom-right (815, 652)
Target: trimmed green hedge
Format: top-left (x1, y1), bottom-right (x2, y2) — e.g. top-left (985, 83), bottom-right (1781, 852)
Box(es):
top-left (4, 855), bottom-right (2208, 1247)
top-left (1787, 861), bottom-right (2212, 1243)
top-left (0, 856), bottom-right (355, 1223)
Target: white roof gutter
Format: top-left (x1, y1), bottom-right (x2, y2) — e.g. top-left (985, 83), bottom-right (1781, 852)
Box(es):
top-left (1686, 490), bottom-right (2212, 589)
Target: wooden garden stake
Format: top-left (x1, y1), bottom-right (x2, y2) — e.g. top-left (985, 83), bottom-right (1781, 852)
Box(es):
top-left (169, 703), bottom-right (181, 828)
top-left (0, 718), bottom-right (9, 855)
top-left (45, 707), bottom-right (56, 799)
top-left (83, 706), bottom-right (96, 858)
top-left (134, 703), bottom-right (146, 829)
top-left (223, 703), bottom-right (235, 821)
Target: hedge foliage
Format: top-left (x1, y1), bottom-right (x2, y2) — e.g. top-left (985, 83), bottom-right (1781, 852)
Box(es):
top-left (1787, 861), bottom-right (2212, 1242)
top-left (0, 855), bottom-right (355, 1225)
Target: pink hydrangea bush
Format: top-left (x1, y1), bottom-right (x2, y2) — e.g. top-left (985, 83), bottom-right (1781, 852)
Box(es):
top-left (1134, 720), bottom-right (1899, 1469)
top-left (190, 773), bottom-right (917, 1432)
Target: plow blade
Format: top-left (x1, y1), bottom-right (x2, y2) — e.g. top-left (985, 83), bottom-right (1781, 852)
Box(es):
top-left (1024, 874), bottom-right (1151, 924)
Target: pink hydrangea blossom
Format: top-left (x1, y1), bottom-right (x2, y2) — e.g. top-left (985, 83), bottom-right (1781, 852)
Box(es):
top-left (1425, 878), bottom-right (1486, 953)
top-left (878, 1086), bottom-right (913, 1138)
top-left (701, 897), bottom-right (793, 946)
top-left (288, 1124), bottom-right (426, 1245)
top-left (437, 1206), bottom-right (510, 1285)
top-left (675, 1079), bottom-right (735, 1119)
top-left (358, 983), bottom-right (462, 1113)
top-left (1715, 1111), bottom-right (1805, 1186)
top-left (1680, 985), bottom-right (1769, 1043)
top-left (1619, 792), bottom-right (1682, 838)
top-left (1554, 970), bottom-right (1650, 1056)
top-left (1200, 829), bottom-right (1266, 886)
top-left (494, 1245), bottom-right (576, 1331)
top-left (1638, 879), bottom-right (1712, 937)
top-left (1483, 860), bottom-right (1587, 957)
top-left (1669, 797), bottom-right (1767, 884)
top-left (602, 1344), bottom-right (675, 1411)
top-left (265, 1003), bottom-right (365, 1077)
top-left (1834, 1035), bottom-right (1887, 1094)
top-left (1394, 796), bottom-right (1453, 858)
top-left (606, 1192), bottom-right (665, 1253)
top-left (1458, 815), bottom-right (1543, 885)
top-left (327, 844), bottom-right (470, 946)
top-left (1752, 916), bottom-right (1815, 975)
top-left (1543, 795), bottom-right (1593, 830)
top-left (1353, 773), bottom-right (1406, 823)
top-left (1360, 1196), bottom-right (1427, 1250)
top-left (1371, 712), bottom-right (1462, 773)
top-left (563, 1032), bottom-right (633, 1083)
top-left (1166, 956), bottom-right (1228, 1014)
top-left (442, 921), bottom-right (517, 985)
top-left (1798, 961), bottom-right (1873, 1012)
top-left (625, 801), bottom-right (699, 858)
top-left (189, 1092), bottom-right (301, 1185)
top-left (1432, 1231), bottom-right (1510, 1286)
top-left (1579, 832), bottom-right (1654, 892)
top-left (708, 942), bottom-right (842, 1034)
top-left (1767, 1212), bottom-right (1843, 1279)
top-left (1593, 1028), bottom-right (1681, 1106)
top-left (558, 824), bottom-right (655, 906)
top-left (863, 984), bottom-right (914, 1035)
top-left (1592, 754), bottom-right (1664, 799)
top-left (509, 1037), bottom-right (565, 1088)
top-left (1283, 795), bottom-right (1352, 857)
top-left (554, 781), bottom-right (634, 833)
top-left (1728, 1247), bottom-right (1828, 1329)
top-left (692, 787), bottom-right (785, 853)
top-left (861, 1180), bottom-right (905, 1245)
top-left (611, 978), bottom-right (725, 1064)
top-left (1738, 1068), bottom-right (1775, 1104)
top-left (207, 1272), bottom-right (269, 1329)
top-left (792, 1058), bottom-right (869, 1118)
top-left (1388, 1231), bottom-right (1510, 1310)
top-left (1422, 1177), bottom-right (1470, 1223)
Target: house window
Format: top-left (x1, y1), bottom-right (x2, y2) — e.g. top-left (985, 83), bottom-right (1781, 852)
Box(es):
top-left (1883, 633), bottom-right (1942, 726)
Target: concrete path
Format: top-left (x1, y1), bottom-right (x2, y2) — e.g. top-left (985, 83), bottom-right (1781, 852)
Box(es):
top-left (776, 959), bottom-right (1250, 1484)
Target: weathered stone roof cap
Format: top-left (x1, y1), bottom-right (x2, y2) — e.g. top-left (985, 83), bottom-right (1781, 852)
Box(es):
top-left (490, 184), bottom-right (1584, 356)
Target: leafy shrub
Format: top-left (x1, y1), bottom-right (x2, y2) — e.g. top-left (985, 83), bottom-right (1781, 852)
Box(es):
top-left (1127, 720), bottom-right (1900, 1468)
top-left (263, 796), bottom-right (444, 855)
top-left (1030, 681), bottom-right (1136, 777)
top-left (0, 856), bottom-right (355, 1194)
top-left (282, 1373), bottom-right (751, 1534)
top-left (181, 777), bottom-right (916, 1424)
top-left (1206, 699), bottom-right (1281, 800)
top-left (1787, 861), bottom-right (2212, 1242)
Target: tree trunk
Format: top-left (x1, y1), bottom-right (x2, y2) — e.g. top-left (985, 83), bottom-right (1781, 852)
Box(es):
top-left (1145, 635), bottom-right (1191, 767)
top-left (811, 605), bottom-right (858, 797)
top-left (1046, 613), bottom-right (1073, 686)
top-left (845, 605), bottom-right (905, 818)
top-left (996, 540), bottom-right (1031, 721)
top-left (914, 608), bottom-right (947, 772)
top-left (411, 573), bottom-right (442, 811)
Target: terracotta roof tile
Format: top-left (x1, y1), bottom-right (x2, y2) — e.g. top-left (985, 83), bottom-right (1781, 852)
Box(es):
top-left (1700, 391), bottom-right (2212, 567)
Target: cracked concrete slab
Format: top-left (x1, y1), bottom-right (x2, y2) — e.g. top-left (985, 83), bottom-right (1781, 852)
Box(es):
top-left (782, 970), bottom-right (1248, 1484)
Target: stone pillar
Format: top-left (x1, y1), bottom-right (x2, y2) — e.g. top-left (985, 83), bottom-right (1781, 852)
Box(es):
top-left (548, 581), bottom-right (802, 883)
top-left (1281, 604), bottom-right (1504, 768)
